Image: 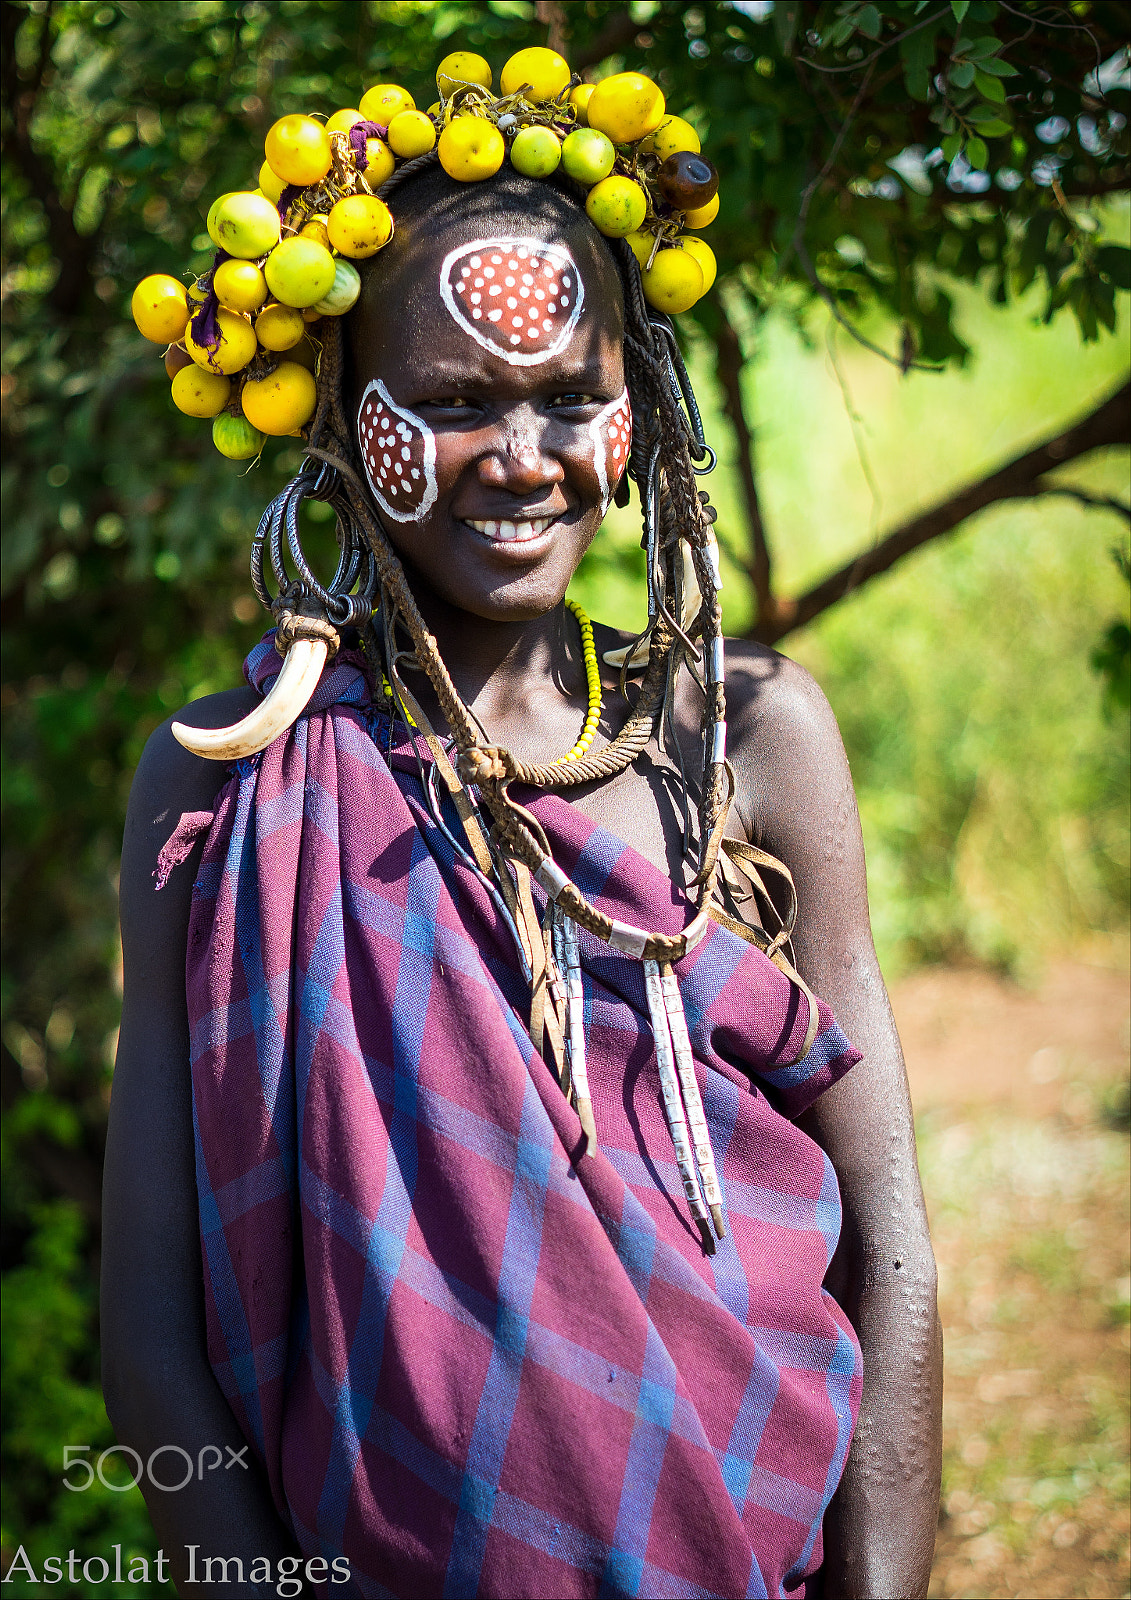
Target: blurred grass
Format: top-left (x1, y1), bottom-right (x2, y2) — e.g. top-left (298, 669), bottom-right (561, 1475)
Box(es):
top-left (572, 273), bottom-right (1131, 980)
top-left (920, 1093), bottom-right (1130, 1599)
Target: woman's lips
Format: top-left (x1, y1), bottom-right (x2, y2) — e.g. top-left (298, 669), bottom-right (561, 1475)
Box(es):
top-left (464, 515), bottom-right (557, 544)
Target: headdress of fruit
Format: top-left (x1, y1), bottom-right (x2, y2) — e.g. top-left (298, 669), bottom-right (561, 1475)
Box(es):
top-left (130, 47), bottom-right (719, 462)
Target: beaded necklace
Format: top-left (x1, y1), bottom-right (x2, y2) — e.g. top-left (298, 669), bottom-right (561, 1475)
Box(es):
top-left (379, 596), bottom-right (603, 765)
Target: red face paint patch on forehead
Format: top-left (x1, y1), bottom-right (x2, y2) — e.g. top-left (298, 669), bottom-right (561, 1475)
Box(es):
top-left (438, 237), bottom-right (586, 366)
top-left (357, 379), bottom-right (438, 524)
top-left (590, 388), bottom-right (632, 508)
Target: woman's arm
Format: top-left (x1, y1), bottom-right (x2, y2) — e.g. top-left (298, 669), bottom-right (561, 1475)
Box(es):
top-left (729, 648), bottom-right (943, 1600)
top-left (102, 694), bottom-right (305, 1599)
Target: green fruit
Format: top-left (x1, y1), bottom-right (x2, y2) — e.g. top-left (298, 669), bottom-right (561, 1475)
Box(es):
top-left (207, 191), bottom-right (281, 260)
top-left (212, 412), bottom-right (265, 460)
top-left (264, 236), bottom-right (337, 308)
top-left (312, 258), bottom-right (362, 317)
top-left (585, 175), bottom-right (648, 237)
top-left (509, 125), bottom-right (562, 179)
top-left (560, 127), bottom-right (616, 186)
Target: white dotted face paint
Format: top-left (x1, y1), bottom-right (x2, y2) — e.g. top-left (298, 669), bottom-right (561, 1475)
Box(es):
top-left (439, 237), bottom-right (585, 366)
top-left (357, 379), bottom-right (438, 523)
top-left (589, 387), bottom-right (632, 511)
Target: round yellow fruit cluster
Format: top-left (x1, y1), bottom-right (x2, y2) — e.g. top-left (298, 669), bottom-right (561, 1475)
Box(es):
top-left (130, 47), bottom-right (719, 461)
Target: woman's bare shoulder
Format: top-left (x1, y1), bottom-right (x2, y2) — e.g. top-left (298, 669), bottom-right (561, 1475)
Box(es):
top-left (120, 687), bottom-right (257, 917)
top-left (719, 637), bottom-right (853, 847)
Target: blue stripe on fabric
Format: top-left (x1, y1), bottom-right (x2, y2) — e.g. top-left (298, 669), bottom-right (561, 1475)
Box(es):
top-left (315, 826), bottom-right (440, 1554)
top-left (599, 1322), bottom-right (677, 1595)
top-left (780, 1323), bottom-right (861, 1595)
top-left (442, 1075), bottom-right (555, 1599)
top-left (760, 1019), bottom-right (853, 1093)
top-left (720, 1349), bottom-right (780, 1518)
top-left (815, 1151), bottom-right (843, 1273)
top-left (490, 1490), bottom-right (608, 1576)
top-left (212, 1157), bottom-right (290, 1226)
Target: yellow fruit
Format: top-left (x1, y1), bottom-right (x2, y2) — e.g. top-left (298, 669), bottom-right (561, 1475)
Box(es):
top-left (258, 161), bottom-right (287, 203)
top-left (642, 115), bottom-right (700, 161)
top-left (187, 278), bottom-right (209, 305)
top-left (679, 236), bottom-right (716, 294)
top-left (301, 308), bottom-right (323, 324)
top-left (212, 259), bottom-right (269, 313)
top-left (212, 413), bottom-right (265, 460)
top-left (327, 194), bottom-right (393, 258)
top-left (185, 307), bottom-right (258, 374)
top-left (255, 302), bottom-right (306, 351)
top-left (325, 108), bottom-right (365, 135)
top-left (569, 84), bottom-right (595, 124)
top-left (500, 46), bottom-right (571, 103)
top-left (585, 175), bottom-right (648, 238)
top-left (264, 114), bottom-right (332, 187)
top-left (208, 191), bottom-right (282, 258)
top-left (437, 51), bottom-right (492, 97)
top-left (164, 343), bottom-right (193, 379)
top-left (241, 360), bottom-right (317, 436)
top-left (359, 84), bottom-right (415, 123)
top-left (509, 125), bottom-right (562, 179)
top-left (131, 274), bottom-right (190, 343)
top-left (437, 115), bottom-right (505, 182)
top-left (683, 192), bottom-right (719, 229)
top-left (586, 72), bottom-right (666, 145)
top-left (170, 364), bottom-right (231, 418)
top-left (364, 137), bottom-right (396, 187)
top-left (264, 236), bottom-right (338, 306)
top-left (387, 109), bottom-right (436, 159)
top-left (625, 229), bottom-right (657, 269)
top-left (300, 214), bottom-right (331, 249)
top-left (640, 246), bottom-right (702, 314)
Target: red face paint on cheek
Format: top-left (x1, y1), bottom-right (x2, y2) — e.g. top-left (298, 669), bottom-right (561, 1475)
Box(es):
top-left (439, 238), bottom-right (585, 366)
top-left (357, 379), bottom-right (438, 523)
top-left (589, 388), bottom-right (632, 509)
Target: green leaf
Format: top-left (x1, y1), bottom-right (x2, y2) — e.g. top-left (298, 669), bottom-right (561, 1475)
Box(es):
top-left (773, 0), bottom-right (801, 56)
top-left (950, 60), bottom-right (975, 88)
top-left (966, 136), bottom-right (988, 169)
top-left (975, 56), bottom-right (1020, 76)
top-left (974, 67), bottom-right (1006, 102)
top-left (963, 34), bottom-right (1000, 59)
top-left (1096, 245), bottom-right (1131, 289)
top-left (951, 0), bottom-right (970, 22)
top-left (901, 21), bottom-right (941, 102)
top-left (941, 132), bottom-right (963, 163)
top-left (857, 5), bottom-right (882, 40)
top-left (968, 115), bottom-right (1012, 136)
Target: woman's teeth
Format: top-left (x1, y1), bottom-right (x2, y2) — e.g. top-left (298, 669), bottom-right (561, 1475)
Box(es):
top-left (466, 517), bottom-right (555, 543)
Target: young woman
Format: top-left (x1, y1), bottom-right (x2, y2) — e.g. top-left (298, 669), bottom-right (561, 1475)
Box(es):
top-left (102, 146), bottom-right (941, 1600)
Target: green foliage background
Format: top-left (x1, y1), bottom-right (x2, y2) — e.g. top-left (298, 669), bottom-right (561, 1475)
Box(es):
top-left (1, 1), bottom-right (1128, 1590)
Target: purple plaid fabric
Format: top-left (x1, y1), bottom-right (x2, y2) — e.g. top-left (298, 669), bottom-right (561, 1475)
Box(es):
top-left (185, 638), bottom-right (863, 1599)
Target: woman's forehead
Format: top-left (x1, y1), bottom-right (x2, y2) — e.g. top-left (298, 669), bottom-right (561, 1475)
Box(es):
top-left (353, 203), bottom-right (624, 383)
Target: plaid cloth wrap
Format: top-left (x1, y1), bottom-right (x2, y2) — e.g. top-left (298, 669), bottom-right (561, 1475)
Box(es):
top-left (186, 637), bottom-right (864, 1600)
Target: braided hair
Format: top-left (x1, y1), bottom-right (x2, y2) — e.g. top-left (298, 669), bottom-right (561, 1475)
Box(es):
top-left (260, 151), bottom-right (730, 964)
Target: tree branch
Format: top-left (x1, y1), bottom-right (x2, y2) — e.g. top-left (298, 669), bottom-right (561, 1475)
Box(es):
top-left (535, 0), bottom-right (569, 56)
top-left (0, 0), bottom-right (95, 317)
top-left (751, 378), bottom-right (1131, 646)
top-left (713, 299), bottom-right (776, 626)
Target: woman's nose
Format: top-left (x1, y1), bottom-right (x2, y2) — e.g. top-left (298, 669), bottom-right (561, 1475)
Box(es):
top-left (477, 416), bottom-right (565, 494)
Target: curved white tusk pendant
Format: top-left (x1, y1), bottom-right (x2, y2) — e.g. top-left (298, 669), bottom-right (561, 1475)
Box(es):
top-left (170, 639), bottom-right (328, 762)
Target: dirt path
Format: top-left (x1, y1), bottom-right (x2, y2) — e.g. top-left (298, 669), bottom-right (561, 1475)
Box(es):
top-left (886, 959), bottom-right (1130, 1600)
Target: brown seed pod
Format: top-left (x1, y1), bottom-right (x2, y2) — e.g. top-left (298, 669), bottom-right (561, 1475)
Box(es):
top-left (656, 152), bottom-right (719, 212)
top-left (164, 343), bottom-right (193, 379)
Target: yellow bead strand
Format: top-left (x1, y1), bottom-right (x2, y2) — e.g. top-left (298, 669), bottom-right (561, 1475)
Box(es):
top-left (556, 598), bottom-right (604, 764)
top-left (378, 598), bottom-right (602, 764)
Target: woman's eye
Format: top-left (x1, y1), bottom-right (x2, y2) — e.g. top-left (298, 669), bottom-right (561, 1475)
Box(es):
top-left (551, 393), bottom-right (596, 408)
top-left (426, 397), bottom-right (472, 410)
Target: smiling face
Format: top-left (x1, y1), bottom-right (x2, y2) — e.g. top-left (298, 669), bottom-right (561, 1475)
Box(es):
top-left (348, 170), bottom-right (628, 623)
